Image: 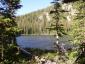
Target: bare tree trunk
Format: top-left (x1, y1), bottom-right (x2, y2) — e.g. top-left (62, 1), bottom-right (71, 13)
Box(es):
top-left (55, 33), bottom-right (59, 44)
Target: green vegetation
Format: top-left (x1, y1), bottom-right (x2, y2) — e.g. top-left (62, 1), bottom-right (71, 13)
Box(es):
top-left (0, 0), bottom-right (85, 64)
top-left (0, 0), bottom-right (22, 63)
top-left (63, 0), bottom-right (85, 64)
top-left (16, 0), bottom-right (85, 64)
top-left (16, 6), bottom-right (53, 35)
top-left (16, 5), bottom-right (69, 35)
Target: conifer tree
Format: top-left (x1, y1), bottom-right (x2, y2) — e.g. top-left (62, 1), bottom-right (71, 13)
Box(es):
top-left (0, 0), bottom-right (22, 63)
top-left (49, 0), bottom-right (67, 54)
top-left (63, 0), bottom-right (85, 64)
top-left (68, 0), bottom-right (85, 64)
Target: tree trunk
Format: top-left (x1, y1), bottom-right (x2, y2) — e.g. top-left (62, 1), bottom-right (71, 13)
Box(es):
top-left (55, 33), bottom-right (59, 44)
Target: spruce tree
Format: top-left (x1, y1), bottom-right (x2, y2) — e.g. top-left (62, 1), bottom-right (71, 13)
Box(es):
top-left (49, 0), bottom-right (67, 53)
top-left (69, 0), bottom-right (85, 64)
top-left (0, 0), bottom-right (22, 63)
top-left (63, 0), bottom-right (85, 64)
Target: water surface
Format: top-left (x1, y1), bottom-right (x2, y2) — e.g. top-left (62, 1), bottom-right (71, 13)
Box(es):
top-left (16, 35), bottom-right (72, 50)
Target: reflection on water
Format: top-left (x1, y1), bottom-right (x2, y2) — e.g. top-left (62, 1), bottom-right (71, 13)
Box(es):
top-left (16, 35), bottom-right (72, 50)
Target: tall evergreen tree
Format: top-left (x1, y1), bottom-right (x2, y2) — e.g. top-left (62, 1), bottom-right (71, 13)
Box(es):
top-left (69, 0), bottom-right (85, 44)
top-left (49, 0), bottom-right (67, 53)
top-left (69, 0), bottom-right (85, 64)
top-left (0, 0), bottom-right (22, 63)
top-left (63, 0), bottom-right (85, 64)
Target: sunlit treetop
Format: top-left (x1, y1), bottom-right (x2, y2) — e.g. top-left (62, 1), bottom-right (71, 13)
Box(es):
top-left (64, 0), bottom-right (85, 3)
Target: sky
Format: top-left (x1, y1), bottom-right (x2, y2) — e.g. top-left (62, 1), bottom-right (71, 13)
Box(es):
top-left (16, 0), bottom-right (53, 16)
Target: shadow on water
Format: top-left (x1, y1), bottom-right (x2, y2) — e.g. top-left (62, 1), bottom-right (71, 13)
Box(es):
top-left (16, 35), bottom-right (73, 50)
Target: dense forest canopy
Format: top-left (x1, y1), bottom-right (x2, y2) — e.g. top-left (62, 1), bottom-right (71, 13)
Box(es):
top-left (0, 0), bottom-right (22, 63)
top-left (16, 6), bottom-right (53, 35)
top-left (16, 2), bottom-right (78, 35)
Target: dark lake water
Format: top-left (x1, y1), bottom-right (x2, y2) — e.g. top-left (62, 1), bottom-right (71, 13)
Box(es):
top-left (16, 35), bottom-right (72, 50)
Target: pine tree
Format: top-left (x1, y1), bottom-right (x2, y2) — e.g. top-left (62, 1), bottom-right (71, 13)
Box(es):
top-left (49, 0), bottom-right (67, 53)
top-left (63, 0), bottom-right (85, 64)
top-left (69, 0), bottom-right (85, 44)
top-left (0, 0), bottom-right (22, 63)
top-left (69, 0), bottom-right (85, 64)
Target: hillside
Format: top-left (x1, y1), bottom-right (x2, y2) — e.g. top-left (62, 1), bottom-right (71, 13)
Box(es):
top-left (16, 3), bottom-right (77, 35)
top-left (16, 6), bottom-right (54, 34)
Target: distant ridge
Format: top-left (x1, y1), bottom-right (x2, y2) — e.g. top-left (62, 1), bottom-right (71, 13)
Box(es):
top-left (16, 3), bottom-right (77, 35)
top-left (16, 5), bottom-right (54, 34)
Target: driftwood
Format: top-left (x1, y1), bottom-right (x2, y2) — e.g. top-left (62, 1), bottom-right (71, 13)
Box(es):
top-left (18, 47), bottom-right (33, 60)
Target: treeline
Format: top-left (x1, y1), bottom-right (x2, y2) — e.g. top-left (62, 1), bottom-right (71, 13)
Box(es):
top-left (16, 4), bottom-right (76, 35)
top-left (16, 6), bottom-right (53, 35)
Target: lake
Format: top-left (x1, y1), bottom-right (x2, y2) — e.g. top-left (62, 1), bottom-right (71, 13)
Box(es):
top-left (16, 35), bottom-right (72, 50)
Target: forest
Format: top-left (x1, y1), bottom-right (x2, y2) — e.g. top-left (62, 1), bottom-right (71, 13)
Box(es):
top-left (0, 0), bottom-right (85, 64)
top-left (16, 5), bottom-right (70, 35)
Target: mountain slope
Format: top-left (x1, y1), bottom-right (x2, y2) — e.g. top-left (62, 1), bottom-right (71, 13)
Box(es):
top-left (16, 3), bottom-right (77, 35)
top-left (16, 6), bottom-right (54, 34)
